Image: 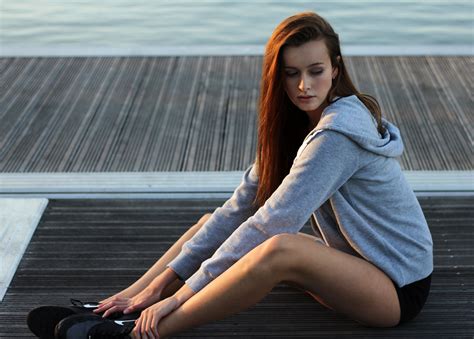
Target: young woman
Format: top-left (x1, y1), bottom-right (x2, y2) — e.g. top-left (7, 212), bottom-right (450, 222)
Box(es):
top-left (58, 11), bottom-right (433, 338)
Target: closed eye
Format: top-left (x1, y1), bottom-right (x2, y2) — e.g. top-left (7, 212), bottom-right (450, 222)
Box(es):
top-left (285, 71), bottom-right (298, 77)
top-left (285, 70), bottom-right (323, 77)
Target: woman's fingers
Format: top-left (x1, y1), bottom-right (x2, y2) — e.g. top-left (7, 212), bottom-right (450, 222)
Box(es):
top-left (134, 315), bottom-right (143, 337)
top-left (95, 301), bottom-right (111, 312)
top-left (144, 329), bottom-right (154, 339)
top-left (94, 298), bottom-right (130, 315)
top-left (125, 299), bottom-right (146, 313)
top-left (145, 314), bottom-right (153, 337)
top-left (93, 301), bottom-right (112, 313)
top-left (135, 311), bottom-right (155, 339)
top-left (99, 295), bottom-right (123, 305)
top-left (143, 313), bottom-right (159, 339)
top-left (150, 314), bottom-right (160, 339)
top-left (125, 296), bottom-right (153, 314)
top-left (102, 305), bottom-right (124, 318)
top-left (123, 303), bottom-right (138, 314)
top-left (124, 301), bottom-right (141, 314)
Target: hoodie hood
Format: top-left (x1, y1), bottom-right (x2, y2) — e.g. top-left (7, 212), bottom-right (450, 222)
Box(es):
top-left (310, 95), bottom-right (404, 158)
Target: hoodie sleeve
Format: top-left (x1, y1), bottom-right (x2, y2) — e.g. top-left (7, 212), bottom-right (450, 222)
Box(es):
top-left (184, 130), bottom-right (361, 293)
top-left (166, 163), bottom-right (259, 281)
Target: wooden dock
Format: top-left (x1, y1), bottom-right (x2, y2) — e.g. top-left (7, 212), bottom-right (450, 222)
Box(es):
top-left (0, 56), bottom-right (472, 172)
top-left (0, 196), bottom-right (473, 338)
top-left (1, 54), bottom-right (473, 337)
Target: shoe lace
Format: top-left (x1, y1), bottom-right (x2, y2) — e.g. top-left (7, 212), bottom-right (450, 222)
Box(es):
top-left (70, 298), bottom-right (84, 307)
top-left (70, 298), bottom-right (99, 309)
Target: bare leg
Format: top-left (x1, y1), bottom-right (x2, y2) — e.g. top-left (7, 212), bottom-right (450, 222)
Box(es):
top-left (155, 237), bottom-right (279, 338)
top-left (153, 233), bottom-right (400, 338)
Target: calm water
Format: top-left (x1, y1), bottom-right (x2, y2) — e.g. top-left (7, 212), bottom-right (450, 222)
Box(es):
top-left (1, 0), bottom-right (473, 49)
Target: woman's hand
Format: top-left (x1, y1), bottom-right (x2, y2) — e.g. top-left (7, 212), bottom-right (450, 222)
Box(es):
top-left (132, 284), bottom-right (196, 339)
top-left (131, 296), bottom-right (180, 339)
top-left (94, 277), bottom-right (165, 318)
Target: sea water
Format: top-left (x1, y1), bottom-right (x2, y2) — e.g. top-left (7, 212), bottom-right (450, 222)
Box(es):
top-left (1, 0), bottom-right (472, 53)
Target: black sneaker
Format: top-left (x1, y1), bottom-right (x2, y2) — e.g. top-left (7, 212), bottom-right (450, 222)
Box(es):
top-left (87, 317), bottom-right (135, 339)
top-left (54, 314), bottom-right (135, 339)
top-left (27, 299), bottom-right (101, 339)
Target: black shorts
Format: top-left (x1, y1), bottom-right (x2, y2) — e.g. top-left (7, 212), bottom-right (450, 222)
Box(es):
top-left (392, 273), bottom-right (432, 325)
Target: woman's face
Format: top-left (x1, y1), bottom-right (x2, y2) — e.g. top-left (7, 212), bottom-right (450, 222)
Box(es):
top-left (282, 39), bottom-right (338, 128)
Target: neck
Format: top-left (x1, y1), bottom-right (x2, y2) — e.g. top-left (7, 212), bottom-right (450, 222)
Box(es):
top-left (307, 110), bottom-right (322, 131)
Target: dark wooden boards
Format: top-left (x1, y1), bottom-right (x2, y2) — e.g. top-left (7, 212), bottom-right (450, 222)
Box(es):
top-left (0, 196), bottom-right (472, 338)
top-left (1, 56), bottom-right (472, 173)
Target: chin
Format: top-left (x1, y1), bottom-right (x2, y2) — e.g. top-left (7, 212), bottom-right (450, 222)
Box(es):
top-left (298, 104), bottom-right (320, 112)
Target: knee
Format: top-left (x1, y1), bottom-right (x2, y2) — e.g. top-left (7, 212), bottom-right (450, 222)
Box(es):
top-left (261, 233), bottom-right (293, 253)
top-left (253, 233), bottom-right (295, 269)
top-left (266, 232), bottom-right (325, 256)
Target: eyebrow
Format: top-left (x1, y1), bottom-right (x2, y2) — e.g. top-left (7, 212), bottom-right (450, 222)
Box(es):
top-left (284, 62), bottom-right (324, 69)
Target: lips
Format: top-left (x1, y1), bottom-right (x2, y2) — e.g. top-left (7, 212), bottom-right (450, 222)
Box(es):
top-left (298, 95), bottom-right (315, 100)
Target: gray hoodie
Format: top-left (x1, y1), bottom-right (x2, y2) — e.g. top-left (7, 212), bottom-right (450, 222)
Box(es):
top-left (167, 95), bottom-right (434, 294)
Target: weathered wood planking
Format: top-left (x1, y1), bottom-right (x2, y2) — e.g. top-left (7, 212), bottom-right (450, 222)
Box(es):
top-left (0, 56), bottom-right (472, 173)
top-left (0, 196), bottom-right (472, 338)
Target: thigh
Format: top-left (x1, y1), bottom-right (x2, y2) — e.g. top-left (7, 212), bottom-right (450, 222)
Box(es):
top-left (277, 233), bottom-right (400, 327)
top-left (282, 233), bottom-right (332, 310)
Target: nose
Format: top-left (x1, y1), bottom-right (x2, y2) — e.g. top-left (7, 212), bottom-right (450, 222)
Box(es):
top-left (298, 73), bottom-right (310, 92)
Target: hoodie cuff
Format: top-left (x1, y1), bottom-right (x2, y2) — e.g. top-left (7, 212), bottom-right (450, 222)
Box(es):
top-left (184, 269), bottom-right (214, 294)
top-left (166, 249), bottom-right (202, 282)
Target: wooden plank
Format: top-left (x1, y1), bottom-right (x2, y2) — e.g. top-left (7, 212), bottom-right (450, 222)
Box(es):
top-left (0, 56), bottom-right (472, 173)
top-left (0, 196), bottom-right (472, 337)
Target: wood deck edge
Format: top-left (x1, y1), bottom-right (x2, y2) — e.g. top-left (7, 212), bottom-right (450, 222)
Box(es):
top-left (0, 171), bottom-right (472, 199)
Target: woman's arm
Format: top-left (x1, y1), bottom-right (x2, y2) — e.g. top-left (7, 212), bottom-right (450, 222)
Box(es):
top-left (165, 162), bottom-right (260, 284)
top-left (101, 263), bottom-right (180, 302)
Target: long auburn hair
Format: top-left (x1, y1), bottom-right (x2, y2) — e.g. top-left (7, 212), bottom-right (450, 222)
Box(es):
top-left (253, 11), bottom-right (386, 208)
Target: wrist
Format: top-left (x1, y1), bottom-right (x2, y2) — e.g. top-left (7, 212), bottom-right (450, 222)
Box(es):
top-left (148, 276), bottom-right (166, 293)
top-left (173, 283), bottom-right (196, 306)
top-left (164, 267), bottom-right (180, 281)
top-left (150, 267), bottom-right (179, 291)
